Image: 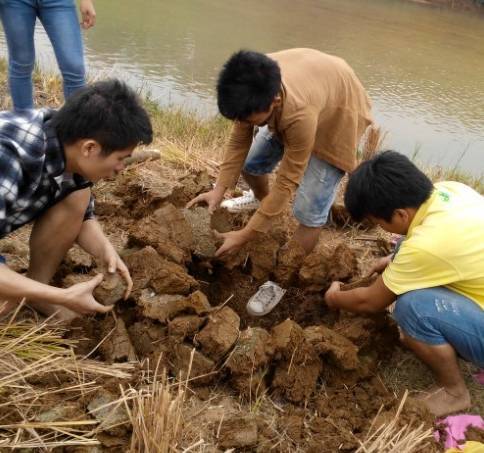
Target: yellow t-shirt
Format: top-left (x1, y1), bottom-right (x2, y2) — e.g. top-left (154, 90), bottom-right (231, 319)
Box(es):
top-left (382, 181), bottom-right (484, 309)
top-left (446, 441), bottom-right (484, 453)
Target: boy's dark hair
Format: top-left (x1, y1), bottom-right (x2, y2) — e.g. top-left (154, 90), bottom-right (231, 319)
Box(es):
top-left (52, 79), bottom-right (153, 154)
top-left (217, 50), bottom-right (281, 120)
top-left (344, 150), bottom-right (434, 222)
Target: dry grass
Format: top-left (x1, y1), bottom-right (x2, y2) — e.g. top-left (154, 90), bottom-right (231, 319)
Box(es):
top-left (125, 356), bottom-right (187, 453)
top-left (0, 309), bottom-right (134, 449)
top-left (356, 392), bottom-right (433, 453)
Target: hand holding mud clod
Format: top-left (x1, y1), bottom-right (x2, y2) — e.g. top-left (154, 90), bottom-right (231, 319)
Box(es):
top-left (63, 273), bottom-right (113, 315)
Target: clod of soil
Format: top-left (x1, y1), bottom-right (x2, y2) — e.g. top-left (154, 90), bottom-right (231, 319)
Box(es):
top-left (138, 289), bottom-right (211, 323)
top-left (124, 246), bottom-right (198, 296)
top-left (218, 415), bottom-right (258, 449)
top-left (183, 207), bottom-right (218, 258)
top-left (87, 389), bottom-right (130, 436)
top-left (93, 272), bottom-right (127, 306)
top-left (99, 316), bottom-right (137, 363)
top-left (274, 239), bottom-right (306, 286)
top-left (230, 370), bottom-right (267, 400)
top-left (328, 243), bottom-right (358, 282)
top-left (271, 319), bottom-right (319, 364)
top-left (63, 270), bottom-right (126, 306)
top-left (168, 170), bottom-right (212, 207)
top-left (170, 343), bottom-right (216, 384)
top-left (246, 235), bottom-right (280, 280)
top-left (65, 245), bottom-right (93, 270)
top-left (127, 319), bottom-right (167, 357)
top-left (194, 306), bottom-right (240, 361)
top-left (272, 359), bottom-right (322, 403)
top-left (115, 160), bottom-right (179, 216)
top-left (128, 210), bottom-right (189, 264)
top-left (226, 327), bottom-right (274, 375)
top-left (35, 403), bottom-right (82, 423)
top-left (299, 242), bottom-right (358, 292)
top-left (271, 319), bottom-right (322, 402)
top-left (304, 324), bottom-right (359, 370)
top-left (168, 315), bottom-right (204, 340)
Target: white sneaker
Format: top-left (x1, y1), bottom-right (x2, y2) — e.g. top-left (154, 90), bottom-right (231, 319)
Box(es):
top-left (220, 190), bottom-right (260, 213)
top-left (246, 281), bottom-right (286, 316)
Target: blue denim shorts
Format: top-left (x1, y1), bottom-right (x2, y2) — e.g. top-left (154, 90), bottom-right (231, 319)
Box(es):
top-left (243, 126), bottom-right (344, 227)
top-left (393, 286), bottom-right (484, 367)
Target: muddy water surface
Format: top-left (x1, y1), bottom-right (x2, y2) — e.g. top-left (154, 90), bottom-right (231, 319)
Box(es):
top-left (0, 0), bottom-right (483, 174)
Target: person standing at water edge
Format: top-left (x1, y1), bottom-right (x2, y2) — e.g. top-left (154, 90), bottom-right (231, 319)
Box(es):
top-left (325, 151), bottom-right (484, 417)
top-left (0, 0), bottom-right (96, 111)
top-left (187, 48), bottom-right (372, 316)
top-left (0, 79), bottom-right (152, 321)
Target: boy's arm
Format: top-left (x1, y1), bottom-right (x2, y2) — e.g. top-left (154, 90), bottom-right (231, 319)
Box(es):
top-left (216, 121), bottom-right (254, 191)
top-left (0, 264), bottom-right (110, 314)
top-left (324, 275), bottom-right (396, 314)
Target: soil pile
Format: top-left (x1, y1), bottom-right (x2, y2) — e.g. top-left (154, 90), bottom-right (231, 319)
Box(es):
top-left (6, 160), bottom-right (437, 452)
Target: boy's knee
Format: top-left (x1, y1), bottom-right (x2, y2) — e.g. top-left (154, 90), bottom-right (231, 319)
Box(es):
top-left (393, 291), bottom-right (419, 326)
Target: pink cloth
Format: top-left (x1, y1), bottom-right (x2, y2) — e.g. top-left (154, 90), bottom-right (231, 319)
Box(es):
top-left (473, 370), bottom-right (484, 385)
top-left (434, 415), bottom-right (484, 450)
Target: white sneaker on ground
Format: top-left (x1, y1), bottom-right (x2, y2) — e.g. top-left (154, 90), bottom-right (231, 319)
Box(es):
top-left (246, 281), bottom-right (287, 316)
top-left (220, 190), bottom-right (260, 213)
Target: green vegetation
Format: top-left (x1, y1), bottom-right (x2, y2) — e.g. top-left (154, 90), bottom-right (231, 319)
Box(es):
top-left (0, 60), bottom-right (481, 195)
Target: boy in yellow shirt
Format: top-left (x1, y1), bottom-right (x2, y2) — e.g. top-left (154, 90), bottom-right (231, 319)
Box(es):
top-left (325, 150), bottom-right (484, 417)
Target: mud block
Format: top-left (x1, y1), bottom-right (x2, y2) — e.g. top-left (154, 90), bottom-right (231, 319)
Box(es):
top-left (272, 359), bottom-right (322, 403)
top-left (171, 343), bottom-right (216, 385)
top-left (273, 240), bottom-right (306, 286)
top-left (99, 317), bottom-right (136, 363)
top-left (87, 389), bottom-right (130, 436)
top-left (168, 315), bottom-right (204, 339)
top-left (226, 327), bottom-right (274, 375)
top-left (304, 325), bottom-right (359, 370)
top-left (230, 370), bottom-right (267, 400)
top-left (194, 307), bottom-right (240, 361)
top-left (94, 272), bottom-right (127, 306)
top-left (124, 246), bottom-right (198, 296)
top-left (183, 207), bottom-right (217, 258)
top-left (218, 415), bottom-right (258, 449)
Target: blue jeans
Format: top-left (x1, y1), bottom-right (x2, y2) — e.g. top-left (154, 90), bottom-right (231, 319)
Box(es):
top-left (393, 286), bottom-right (484, 368)
top-left (0, 0), bottom-right (85, 111)
top-left (243, 126), bottom-right (344, 227)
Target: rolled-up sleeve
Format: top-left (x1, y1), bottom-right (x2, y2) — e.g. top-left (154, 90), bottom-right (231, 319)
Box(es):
top-left (84, 194), bottom-right (95, 220)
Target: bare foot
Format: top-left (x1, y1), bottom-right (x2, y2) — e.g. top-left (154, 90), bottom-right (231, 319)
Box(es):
top-left (418, 386), bottom-right (471, 417)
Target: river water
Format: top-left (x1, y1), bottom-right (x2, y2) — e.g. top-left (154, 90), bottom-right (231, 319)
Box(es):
top-left (1, 0), bottom-right (483, 174)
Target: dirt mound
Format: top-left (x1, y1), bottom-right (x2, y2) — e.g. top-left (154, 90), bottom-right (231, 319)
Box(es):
top-left (49, 163), bottom-right (435, 451)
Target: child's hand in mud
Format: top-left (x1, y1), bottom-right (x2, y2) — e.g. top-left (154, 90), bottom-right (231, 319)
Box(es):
top-left (99, 244), bottom-right (133, 300)
top-left (213, 227), bottom-right (255, 257)
top-left (186, 186), bottom-right (225, 214)
top-left (63, 274), bottom-right (113, 315)
top-left (324, 281), bottom-right (342, 309)
top-left (368, 255), bottom-right (392, 276)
